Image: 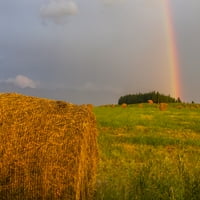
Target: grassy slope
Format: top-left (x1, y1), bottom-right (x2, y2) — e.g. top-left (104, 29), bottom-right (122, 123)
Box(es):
top-left (94, 103), bottom-right (200, 200)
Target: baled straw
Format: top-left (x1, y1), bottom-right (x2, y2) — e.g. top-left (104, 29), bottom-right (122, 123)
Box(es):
top-left (159, 103), bottom-right (168, 111)
top-left (0, 93), bottom-right (98, 200)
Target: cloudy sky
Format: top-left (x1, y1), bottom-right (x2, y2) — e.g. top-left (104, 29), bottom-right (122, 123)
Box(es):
top-left (0, 0), bottom-right (200, 104)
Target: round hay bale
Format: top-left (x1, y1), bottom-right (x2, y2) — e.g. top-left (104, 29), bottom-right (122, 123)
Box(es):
top-left (0, 93), bottom-right (98, 200)
top-left (147, 100), bottom-right (154, 104)
top-left (121, 103), bottom-right (127, 108)
top-left (159, 103), bottom-right (168, 111)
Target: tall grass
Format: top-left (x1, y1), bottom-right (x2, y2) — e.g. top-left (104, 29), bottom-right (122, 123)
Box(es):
top-left (94, 103), bottom-right (200, 200)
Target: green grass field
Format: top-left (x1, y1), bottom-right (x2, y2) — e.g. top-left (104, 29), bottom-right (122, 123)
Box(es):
top-left (93, 103), bottom-right (200, 200)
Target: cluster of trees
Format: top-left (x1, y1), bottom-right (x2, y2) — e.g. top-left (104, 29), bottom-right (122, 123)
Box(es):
top-left (118, 91), bottom-right (181, 105)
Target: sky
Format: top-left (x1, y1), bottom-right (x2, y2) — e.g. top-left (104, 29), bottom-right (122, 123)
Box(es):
top-left (0, 0), bottom-right (200, 105)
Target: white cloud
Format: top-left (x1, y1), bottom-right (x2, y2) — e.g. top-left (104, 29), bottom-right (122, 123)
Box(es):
top-left (5, 75), bottom-right (39, 89)
top-left (40, 0), bottom-right (78, 23)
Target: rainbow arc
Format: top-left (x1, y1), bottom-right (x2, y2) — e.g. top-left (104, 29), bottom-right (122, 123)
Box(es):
top-left (164, 0), bottom-right (182, 99)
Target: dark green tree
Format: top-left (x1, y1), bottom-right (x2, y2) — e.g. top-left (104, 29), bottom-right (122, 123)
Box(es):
top-left (118, 91), bottom-right (179, 105)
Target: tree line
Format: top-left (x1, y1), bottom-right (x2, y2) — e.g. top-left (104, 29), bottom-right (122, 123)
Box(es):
top-left (118, 91), bottom-right (181, 105)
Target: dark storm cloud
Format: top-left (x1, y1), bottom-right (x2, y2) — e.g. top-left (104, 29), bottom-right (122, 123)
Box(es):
top-left (0, 0), bottom-right (200, 103)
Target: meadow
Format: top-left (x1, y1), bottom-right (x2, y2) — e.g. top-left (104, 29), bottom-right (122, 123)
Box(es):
top-left (1, 94), bottom-right (200, 200)
top-left (93, 103), bottom-right (200, 200)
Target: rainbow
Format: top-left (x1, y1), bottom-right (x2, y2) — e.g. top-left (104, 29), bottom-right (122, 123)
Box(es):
top-left (163, 0), bottom-right (182, 99)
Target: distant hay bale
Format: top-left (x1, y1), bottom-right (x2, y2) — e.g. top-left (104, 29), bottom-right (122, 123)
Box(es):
top-left (159, 103), bottom-right (168, 111)
top-left (121, 103), bottom-right (127, 108)
top-left (109, 104), bottom-right (115, 108)
top-left (147, 100), bottom-right (154, 104)
top-left (0, 93), bottom-right (98, 200)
